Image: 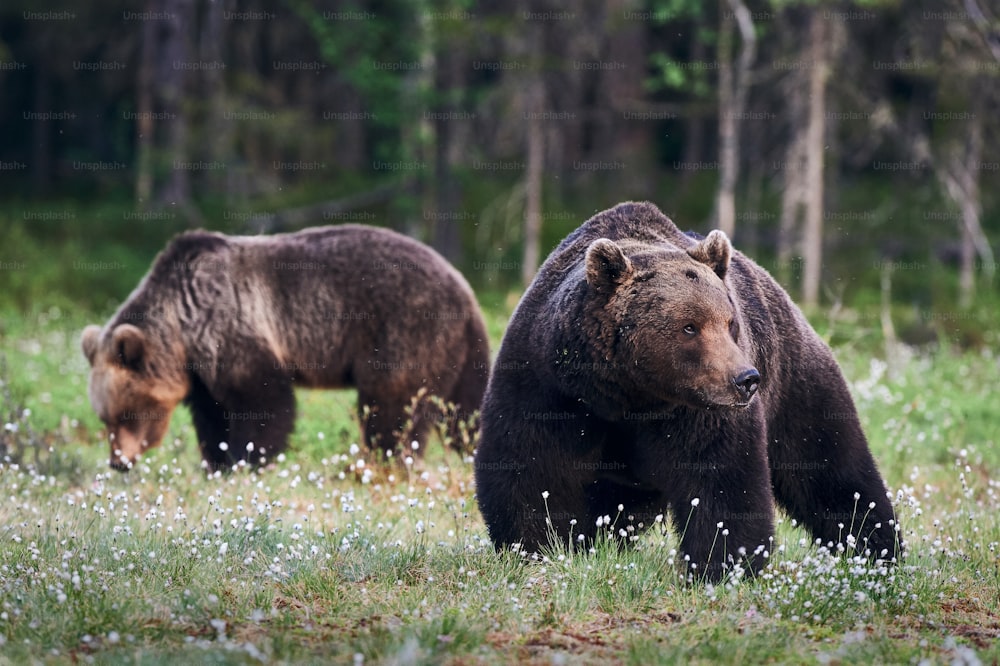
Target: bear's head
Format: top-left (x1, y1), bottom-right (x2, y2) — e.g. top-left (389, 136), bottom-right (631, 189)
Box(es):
top-left (585, 230), bottom-right (761, 410)
top-left (81, 324), bottom-right (190, 470)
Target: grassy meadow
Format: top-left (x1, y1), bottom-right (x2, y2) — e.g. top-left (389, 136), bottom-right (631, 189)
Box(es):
top-left (1, 295), bottom-right (998, 666)
top-left (2, 199), bottom-right (999, 664)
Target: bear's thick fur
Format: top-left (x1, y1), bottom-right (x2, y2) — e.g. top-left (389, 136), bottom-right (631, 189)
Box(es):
top-left (82, 225), bottom-right (489, 470)
top-left (475, 202), bottom-right (899, 580)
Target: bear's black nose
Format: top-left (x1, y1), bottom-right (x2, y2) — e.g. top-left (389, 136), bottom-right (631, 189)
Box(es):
top-left (733, 368), bottom-right (761, 401)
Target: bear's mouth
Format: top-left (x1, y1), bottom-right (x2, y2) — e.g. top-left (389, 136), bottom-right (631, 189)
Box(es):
top-left (690, 389), bottom-right (756, 410)
top-left (707, 399), bottom-right (753, 410)
top-left (723, 391), bottom-right (757, 409)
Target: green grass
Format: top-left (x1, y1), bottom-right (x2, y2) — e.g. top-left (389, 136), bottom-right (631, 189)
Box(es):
top-left (1, 299), bottom-right (999, 664)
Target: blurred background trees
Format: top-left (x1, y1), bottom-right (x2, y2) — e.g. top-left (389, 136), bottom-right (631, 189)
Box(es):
top-left (0, 0), bottom-right (997, 326)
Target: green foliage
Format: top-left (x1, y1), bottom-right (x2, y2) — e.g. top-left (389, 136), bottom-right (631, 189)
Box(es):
top-left (647, 52), bottom-right (715, 97)
top-left (0, 199), bottom-right (186, 314)
top-left (286, 0), bottom-right (427, 164)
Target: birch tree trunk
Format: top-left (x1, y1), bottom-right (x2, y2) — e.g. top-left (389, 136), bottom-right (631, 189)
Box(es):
top-left (715, 0), bottom-right (756, 237)
top-left (776, 78), bottom-right (806, 283)
top-left (801, 10), bottom-right (831, 308)
top-left (940, 107), bottom-right (987, 308)
top-left (522, 78), bottom-right (545, 287)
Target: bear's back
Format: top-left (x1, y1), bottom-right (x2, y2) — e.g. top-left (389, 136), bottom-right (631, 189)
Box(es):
top-left (228, 225), bottom-right (472, 294)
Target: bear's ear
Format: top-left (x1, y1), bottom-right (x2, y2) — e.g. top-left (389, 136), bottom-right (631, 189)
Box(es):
top-left (110, 324), bottom-right (146, 371)
top-left (586, 239), bottom-right (633, 291)
top-left (688, 229), bottom-right (732, 280)
top-left (81, 325), bottom-right (102, 366)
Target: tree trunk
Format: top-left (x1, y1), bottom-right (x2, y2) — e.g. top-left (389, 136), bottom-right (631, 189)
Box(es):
top-left (594, 0), bottom-right (647, 177)
top-left (134, 0), bottom-right (156, 208)
top-left (716, 2), bottom-right (736, 236)
top-left (31, 56), bottom-right (51, 195)
top-left (431, 16), bottom-right (466, 263)
top-left (957, 114), bottom-right (981, 308)
top-left (432, 99), bottom-right (462, 263)
top-left (397, 7), bottom-right (435, 238)
top-left (801, 10), bottom-right (830, 308)
top-left (715, 0), bottom-right (756, 237)
top-left (776, 124), bottom-right (805, 283)
top-left (776, 12), bottom-right (808, 282)
top-left (198, 0), bottom-right (229, 198)
top-left (522, 79), bottom-right (545, 287)
top-left (940, 106), bottom-right (991, 308)
top-left (958, 196), bottom-right (976, 309)
top-left (681, 36), bottom-right (706, 184)
top-left (157, 0), bottom-right (193, 209)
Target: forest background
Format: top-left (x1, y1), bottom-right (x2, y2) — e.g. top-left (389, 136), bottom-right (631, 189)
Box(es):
top-left (1, 0), bottom-right (998, 335)
top-left (1, 1), bottom-right (1000, 663)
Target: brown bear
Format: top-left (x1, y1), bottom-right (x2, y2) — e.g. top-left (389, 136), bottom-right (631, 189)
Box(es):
top-left (82, 224), bottom-right (490, 471)
top-left (475, 202), bottom-right (900, 581)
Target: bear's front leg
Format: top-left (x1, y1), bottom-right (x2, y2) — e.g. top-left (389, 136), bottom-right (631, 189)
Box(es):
top-left (186, 375), bottom-right (231, 469)
top-left (668, 467), bottom-right (774, 581)
top-left (767, 357), bottom-right (901, 562)
top-left (225, 378), bottom-right (296, 468)
top-left (195, 370), bottom-right (295, 470)
top-left (476, 409), bottom-right (607, 554)
top-left (636, 413), bottom-right (775, 582)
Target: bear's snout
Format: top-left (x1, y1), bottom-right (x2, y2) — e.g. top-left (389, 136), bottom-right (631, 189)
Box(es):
top-left (733, 368), bottom-right (761, 403)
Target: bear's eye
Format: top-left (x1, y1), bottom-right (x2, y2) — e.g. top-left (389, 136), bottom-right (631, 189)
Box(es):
top-left (729, 319), bottom-right (739, 340)
top-left (682, 324), bottom-right (698, 336)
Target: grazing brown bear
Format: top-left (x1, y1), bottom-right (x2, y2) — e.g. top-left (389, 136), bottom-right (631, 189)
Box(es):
top-left (82, 225), bottom-right (489, 471)
top-left (475, 202), bottom-right (900, 581)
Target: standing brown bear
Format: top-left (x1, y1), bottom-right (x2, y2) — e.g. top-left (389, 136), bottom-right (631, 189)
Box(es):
top-left (82, 225), bottom-right (490, 471)
top-left (475, 202), bottom-right (900, 581)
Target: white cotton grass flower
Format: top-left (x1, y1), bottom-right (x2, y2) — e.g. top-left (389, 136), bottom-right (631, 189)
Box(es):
top-left (691, 498), bottom-right (700, 507)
